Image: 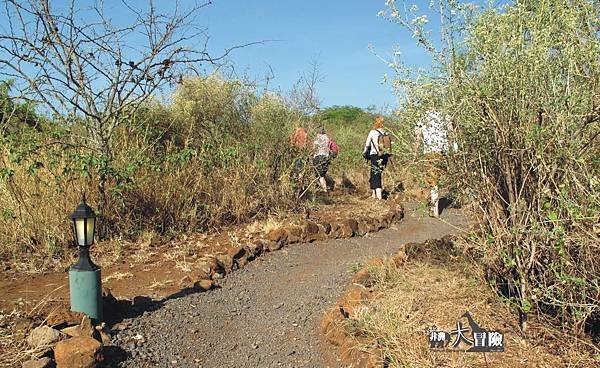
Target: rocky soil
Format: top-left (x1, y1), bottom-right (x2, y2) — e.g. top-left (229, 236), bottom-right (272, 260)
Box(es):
top-left (108, 203), bottom-right (470, 367)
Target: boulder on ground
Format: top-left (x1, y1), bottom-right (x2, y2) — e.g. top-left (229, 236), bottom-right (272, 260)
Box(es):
top-left (286, 226), bottom-right (302, 244)
top-left (266, 228), bottom-right (287, 250)
top-left (394, 205), bottom-right (405, 221)
top-left (26, 325), bottom-right (62, 348)
top-left (194, 260), bottom-right (212, 280)
top-left (215, 253), bottom-right (234, 272)
top-left (356, 217), bottom-right (370, 235)
top-left (95, 325), bottom-right (111, 345)
top-left (245, 240), bottom-right (264, 258)
top-left (12, 317), bottom-right (33, 334)
top-left (179, 275), bottom-right (194, 289)
top-left (46, 307), bottom-right (86, 329)
top-left (318, 221), bottom-right (332, 235)
top-left (226, 246), bottom-right (246, 261)
top-left (228, 245), bottom-right (250, 268)
top-left (391, 245), bottom-right (408, 266)
top-left (368, 258), bottom-right (384, 267)
top-left (54, 336), bottom-right (102, 368)
top-left (338, 287), bottom-right (370, 319)
top-left (199, 256), bottom-right (224, 276)
top-left (301, 221), bottom-right (321, 242)
top-left (321, 286), bottom-right (372, 347)
top-left (266, 229), bottom-right (288, 252)
top-left (331, 219), bottom-right (357, 238)
top-left (351, 268), bottom-right (373, 287)
top-left (78, 316), bottom-right (96, 339)
top-left (343, 219), bottom-right (359, 235)
top-left (320, 310), bottom-right (346, 347)
top-left (193, 279), bottom-right (214, 292)
top-left (364, 218), bottom-right (379, 233)
top-left (236, 255), bottom-right (250, 268)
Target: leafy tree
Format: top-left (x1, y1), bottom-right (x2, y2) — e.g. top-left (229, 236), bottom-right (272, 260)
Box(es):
top-left (319, 105), bottom-right (366, 125)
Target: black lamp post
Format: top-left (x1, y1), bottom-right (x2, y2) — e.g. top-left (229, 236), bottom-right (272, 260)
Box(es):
top-left (68, 195), bottom-right (102, 322)
top-left (70, 197), bottom-right (98, 270)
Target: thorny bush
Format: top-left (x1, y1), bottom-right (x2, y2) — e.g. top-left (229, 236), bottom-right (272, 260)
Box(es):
top-left (385, 0), bottom-right (599, 335)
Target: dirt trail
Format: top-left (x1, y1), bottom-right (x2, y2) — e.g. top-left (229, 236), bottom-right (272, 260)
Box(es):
top-left (109, 203), bottom-right (471, 367)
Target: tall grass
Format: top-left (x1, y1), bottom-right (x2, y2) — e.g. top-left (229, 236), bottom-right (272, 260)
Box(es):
top-left (0, 76), bottom-right (316, 270)
top-left (1, 75), bottom-right (408, 271)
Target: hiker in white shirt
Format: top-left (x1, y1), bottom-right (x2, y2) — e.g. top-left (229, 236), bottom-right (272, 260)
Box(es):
top-left (363, 116), bottom-right (389, 200)
top-left (415, 110), bottom-right (451, 217)
top-left (313, 128), bottom-right (331, 192)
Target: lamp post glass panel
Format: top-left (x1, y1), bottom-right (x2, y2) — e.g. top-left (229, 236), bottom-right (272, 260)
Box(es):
top-left (69, 198), bottom-right (102, 322)
top-left (70, 200), bottom-right (98, 270)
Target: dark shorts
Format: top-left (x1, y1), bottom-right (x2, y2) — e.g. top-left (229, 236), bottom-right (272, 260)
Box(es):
top-left (313, 155), bottom-right (330, 177)
top-left (293, 157), bottom-right (305, 175)
top-left (369, 154), bottom-right (388, 189)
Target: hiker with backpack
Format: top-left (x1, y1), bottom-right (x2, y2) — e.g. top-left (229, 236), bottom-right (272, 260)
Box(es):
top-left (312, 128), bottom-right (338, 193)
top-left (363, 116), bottom-right (391, 200)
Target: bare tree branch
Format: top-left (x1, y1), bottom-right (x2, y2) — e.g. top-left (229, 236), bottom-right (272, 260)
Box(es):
top-left (0, 0), bottom-right (261, 211)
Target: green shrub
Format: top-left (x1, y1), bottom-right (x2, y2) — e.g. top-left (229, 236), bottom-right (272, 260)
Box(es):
top-left (0, 75), bottom-right (307, 269)
top-left (385, 0), bottom-right (599, 334)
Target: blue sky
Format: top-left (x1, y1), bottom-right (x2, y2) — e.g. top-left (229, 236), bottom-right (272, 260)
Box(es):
top-left (0, 0), bottom-right (452, 111)
top-left (1, 1), bottom-right (510, 113)
top-left (193, 0), bottom-right (433, 110)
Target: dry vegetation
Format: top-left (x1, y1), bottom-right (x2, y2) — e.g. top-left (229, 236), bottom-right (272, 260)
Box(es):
top-left (0, 0), bottom-right (598, 364)
top-left (0, 0), bottom-right (375, 273)
top-left (384, 0), bottom-right (599, 338)
top-left (332, 240), bottom-right (598, 367)
top-left (1, 68), bottom-right (409, 274)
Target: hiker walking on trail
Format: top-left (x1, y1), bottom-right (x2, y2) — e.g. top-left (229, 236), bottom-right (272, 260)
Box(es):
top-left (363, 116), bottom-right (391, 200)
top-left (313, 128), bottom-right (332, 192)
top-left (415, 110), bottom-right (450, 218)
top-left (291, 126), bottom-right (309, 176)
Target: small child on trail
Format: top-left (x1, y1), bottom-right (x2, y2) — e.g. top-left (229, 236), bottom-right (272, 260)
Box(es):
top-left (363, 116), bottom-right (390, 200)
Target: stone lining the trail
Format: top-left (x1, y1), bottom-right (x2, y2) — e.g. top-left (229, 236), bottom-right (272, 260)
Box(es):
top-left (168, 201), bottom-right (404, 293)
top-left (103, 204), bottom-right (469, 367)
top-left (15, 200), bottom-right (405, 368)
top-left (320, 237), bottom-right (456, 367)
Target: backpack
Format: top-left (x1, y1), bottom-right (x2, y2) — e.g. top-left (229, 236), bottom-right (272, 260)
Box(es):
top-left (377, 131), bottom-right (392, 155)
top-left (329, 139), bottom-right (339, 159)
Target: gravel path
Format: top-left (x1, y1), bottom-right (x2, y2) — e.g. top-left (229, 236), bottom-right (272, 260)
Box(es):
top-left (109, 204), bottom-right (470, 367)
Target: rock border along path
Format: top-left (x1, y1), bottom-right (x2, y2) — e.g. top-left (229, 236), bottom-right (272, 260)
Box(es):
top-left (109, 203), bottom-right (470, 367)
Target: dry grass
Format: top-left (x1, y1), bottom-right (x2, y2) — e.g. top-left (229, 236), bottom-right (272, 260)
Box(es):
top-left (174, 258), bottom-right (193, 273)
top-left (148, 279), bottom-right (173, 290)
top-left (102, 271), bottom-right (133, 283)
top-left (344, 259), bottom-right (599, 367)
top-left (247, 216), bottom-right (284, 235)
top-left (0, 308), bottom-right (29, 367)
top-left (0, 77), bottom-right (307, 273)
top-left (0, 285), bottom-right (70, 367)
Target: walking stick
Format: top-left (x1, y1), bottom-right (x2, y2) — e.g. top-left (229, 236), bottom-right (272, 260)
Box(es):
top-left (297, 176), bottom-right (320, 199)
